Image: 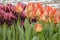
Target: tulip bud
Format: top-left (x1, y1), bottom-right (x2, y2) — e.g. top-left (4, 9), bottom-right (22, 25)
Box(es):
top-left (15, 4), bottom-right (23, 13)
top-left (34, 23), bottom-right (42, 32)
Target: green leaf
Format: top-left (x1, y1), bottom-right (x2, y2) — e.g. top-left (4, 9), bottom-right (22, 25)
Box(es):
top-left (16, 19), bottom-right (25, 40)
top-left (2, 23), bottom-right (7, 40)
top-left (57, 23), bottom-right (60, 40)
top-left (0, 26), bottom-right (3, 40)
top-left (32, 36), bottom-right (38, 40)
top-left (7, 27), bottom-right (11, 40)
top-left (52, 33), bottom-right (57, 40)
top-left (24, 19), bottom-right (32, 40)
top-left (11, 24), bottom-right (15, 40)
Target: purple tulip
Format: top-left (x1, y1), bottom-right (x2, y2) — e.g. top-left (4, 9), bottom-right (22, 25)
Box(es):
top-left (20, 11), bottom-right (26, 21)
top-left (8, 12), bottom-right (17, 20)
top-left (3, 13), bottom-right (9, 20)
top-left (0, 4), bottom-right (4, 9)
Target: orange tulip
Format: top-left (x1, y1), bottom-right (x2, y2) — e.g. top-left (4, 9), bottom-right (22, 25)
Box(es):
top-left (40, 13), bottom-right (46, 21)
top-left (28, 12), bottom-right (33, 18)
top-left (32, 7), bottom-right (37, 17)
top-left (26, 2), bottom-right (35, 17)
top-left (54, 17), bottom-right (59, 24)
top-left (34, 23), bottom-right (42, 32)
top-left (27, 2), bottom-right (34, 12)
top-left (58, 14), bottom-right (60, 20)
top-left (35, 8), bottom-right (41, 17)
top-left (43, 9), bottom-right (48, 17)
top-left (15, 4), bottom-right (23, 13)
top-left (49, 8), bottom-right (56, 17)
top-left (55, 13), bottom-right (60, 21)
top-left (36, 2), bottom-right (42, 8)
top-left (36, 2), bottom-right (44, 13)
top-left (45, 6), bottom-right (52, 12)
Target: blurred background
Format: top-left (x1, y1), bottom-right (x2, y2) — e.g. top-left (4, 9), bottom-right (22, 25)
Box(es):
top-left (0, 0), bottom-right (60, 9)
top-left (0, 0), bottom-right (60, 3)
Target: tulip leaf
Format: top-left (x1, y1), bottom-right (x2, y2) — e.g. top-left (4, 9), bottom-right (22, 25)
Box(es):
top-left (24, 19), bottom-right (32, 40)
top-left (32, 36), bottom-right (38, 40)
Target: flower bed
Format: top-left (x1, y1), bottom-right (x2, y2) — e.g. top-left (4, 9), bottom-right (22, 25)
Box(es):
top-left (0, 2), bottom-right (60, 40)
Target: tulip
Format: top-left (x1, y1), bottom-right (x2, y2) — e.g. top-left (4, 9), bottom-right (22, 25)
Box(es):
top-left (33, 7), bottom-right (41, 21)
top-left (0, 4), bottom-right (4, 9)
top-left (27, 2), bottom-right (34, 12)
top-left (40, 13), bottom-right (46, 21)
top-left (49, 8), bottom-right (56, 17)
top-left (36, 2), bottom-right (43, 13)
top-left (26, 3), bottom-right (34, 19)
top-left (3, 13), bottom-right (9, 20)
top-left (20, 11), bottom-right (26, 21)
top-left (58, 14), bottom-right (60, 20)
top-left (36, 2), bottom-right (42, 8)
top-left (15, 4), bottom-right (23, 13)
top-left (18, 2), bottom-right (26, 10)
top-left (43, 9), bottom-right (48, 17)
top-left (34, 23), bottom-right (42, 32)
top-left (8, 12), bottom-right (17, 20)
top-left (36, 9), bottom-right (41, 17)
top-left (45, 6), bottom-right (52, 12)
top-left (54, 17), bottom-right (59, 24)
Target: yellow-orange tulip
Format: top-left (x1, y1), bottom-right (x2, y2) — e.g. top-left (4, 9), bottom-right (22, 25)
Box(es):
top-left (34, 23), bottom-right (42, 32)
top-left (15, 4), bottom-right (23, 13)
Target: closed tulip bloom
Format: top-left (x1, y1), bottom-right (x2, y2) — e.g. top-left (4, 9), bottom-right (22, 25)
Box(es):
top-left (34, 23), bottom-right (42, 32)
top-left (58, 17), bottom-right (60, 21)
top-left (36, 2), bottom-right (42, 8)
top-left (58, 14), bottom-right (60, 20)
top-left (49, 8), bottom-right (56, 17)
top-left (36, 8), bottom-right (41, 17)
top-left (27, 2), bottom-right (34, 12)
top-left (54, 17), bottom-right (59, 24)
top-left (43, 9), bottom-right (48, 17)
top-left (36, 2), bottom-right (43, 13)
top-left (40, 13), bottom-right (46, 21)
top-left (26, 3), bottom-right (34, 17)
top-left (15, 4), bottom-right (23, 13)
top-left (45, 6), bottom-right (52, 12)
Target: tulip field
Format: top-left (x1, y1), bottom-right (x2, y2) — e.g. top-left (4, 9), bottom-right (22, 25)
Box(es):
top-left (0, 2), bottom-right (60, 40)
